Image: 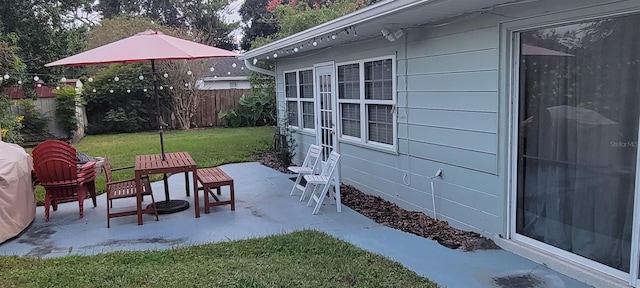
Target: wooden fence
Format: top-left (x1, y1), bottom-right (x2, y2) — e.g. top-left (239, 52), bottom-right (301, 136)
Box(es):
top-left (188, 89), bottom-right (249, 128)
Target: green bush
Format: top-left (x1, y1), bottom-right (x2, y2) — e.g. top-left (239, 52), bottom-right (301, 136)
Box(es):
top-left (218, 93), bottom-right (276, 128)
top-left (103, 107), bottom-right (146, 133)
top-left (0, 95), bottom-right (23, 144)
top-left (54, 86), bottom-right (79, 139)
top-left (17, 99), bottom-right (49, 133)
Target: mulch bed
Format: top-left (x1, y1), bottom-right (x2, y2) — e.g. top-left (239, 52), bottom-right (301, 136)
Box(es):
top-left (254, 151), bottom-right (500, 252)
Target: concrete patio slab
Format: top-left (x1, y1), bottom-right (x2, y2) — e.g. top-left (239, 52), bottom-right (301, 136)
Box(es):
top-left (0, 162), bottom-right (591, 288)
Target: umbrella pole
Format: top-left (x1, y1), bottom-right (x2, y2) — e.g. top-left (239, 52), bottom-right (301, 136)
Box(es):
top-left (151, 59), bottom-right (166, 161)
top-left (148, 59), bottom-right (190, 215)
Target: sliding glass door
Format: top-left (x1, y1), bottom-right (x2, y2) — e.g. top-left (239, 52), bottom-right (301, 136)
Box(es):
top-left (516, 13), bottom-right (640, 275)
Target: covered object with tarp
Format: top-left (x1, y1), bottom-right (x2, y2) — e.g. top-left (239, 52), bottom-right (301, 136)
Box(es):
top-left (0, 141), bottom-right (36, 244)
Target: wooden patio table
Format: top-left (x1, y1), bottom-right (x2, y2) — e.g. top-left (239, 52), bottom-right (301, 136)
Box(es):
top-left (134, 152), bottom-right (198, 225)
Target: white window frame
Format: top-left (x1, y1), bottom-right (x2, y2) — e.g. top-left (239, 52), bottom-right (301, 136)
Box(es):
top-left (283, 68), bottom-right (315, 133)
top-left (336, 55), bottom-right (397, 151)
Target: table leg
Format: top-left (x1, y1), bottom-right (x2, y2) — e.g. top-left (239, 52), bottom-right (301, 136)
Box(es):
top-left (135, 172), bottom-right (143, 225)
top-left (193, 168), bottom-right (200, 218)
top-left (185, 171), bottom-right (190, 197)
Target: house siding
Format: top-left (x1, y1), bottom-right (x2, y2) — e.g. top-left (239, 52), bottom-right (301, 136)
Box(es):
top-left (274, 0), bottom-right (636, 238)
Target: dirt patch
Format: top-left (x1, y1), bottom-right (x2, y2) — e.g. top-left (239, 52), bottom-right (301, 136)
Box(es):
top-left (82, 237), bottom-right (187, 249)
top-left (255, 150), bottom-right (500, 252)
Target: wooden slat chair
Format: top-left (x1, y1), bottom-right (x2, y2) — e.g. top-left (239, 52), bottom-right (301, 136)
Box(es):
top-left (304, 151), bottom-right (341, 215)
top-left (32, 140), bottom-right (97, 221)
top-left (288, 144), bottom-right (322, 200)
top-left (103, 157), bottom-right (158, 228)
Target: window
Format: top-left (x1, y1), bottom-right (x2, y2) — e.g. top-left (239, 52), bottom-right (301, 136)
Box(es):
top-left (337, 57), bottom-right (395, 148)
top-left (284, 69), bottom-right (315, 130)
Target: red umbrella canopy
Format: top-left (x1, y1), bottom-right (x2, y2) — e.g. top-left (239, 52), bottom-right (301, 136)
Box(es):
top-left (45, 30), bottom-right (238, 67)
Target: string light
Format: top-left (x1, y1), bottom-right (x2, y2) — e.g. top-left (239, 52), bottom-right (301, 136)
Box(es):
top-left (159, 86), bottom-right (164, 90)
top-left (17, 80), bottom-right (22, 85)
top-left (294, 47), bottom-right (299, 52)
top-left (3, 74), bottom-right (9, 80)
top-left (253, 58), bottom-right (257, 64)
top-left (88, 77), bottom-right (93, 82)
top-left (56, 86), bottom-right (60, 90)
top-left (313, 41), bottom-right (318, 46)
top-left (273, 53), bottom-right (278, 58)
top-left (127, 89), bottom-right (131, 93)
top-left (186, 70), bottom-right (192, 75)
top-left (110, 89), bottom-right (114, 93)
top-left (163, 73), bottom-right (169, 78)
top-left (169, 86), bottom-right (173, 90)
top-left (114, 76), bottom-right (119, 82)
top-left (232, 63), bottom-right (237, 68)
top-left (143, 88), bottom-right (148, 92)
top-left (60, 77), bottom-right (66, 82)
top-left (139, 75), bottom-right (144, 80)
top-left (209, 67), bottom-right (215, 72)
top-left (33, 76), bottom-right (39, 81)
top-left (92, 88), bottom-right (96, 93)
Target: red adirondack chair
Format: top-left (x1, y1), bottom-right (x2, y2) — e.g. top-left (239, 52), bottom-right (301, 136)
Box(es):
top-left (32, 140), bottom-right (97, 221)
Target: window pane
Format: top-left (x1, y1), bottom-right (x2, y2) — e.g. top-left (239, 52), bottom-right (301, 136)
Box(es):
top-left (341, 103), bottom-right (360, 138)
top-left (516, 14), bottom-right (640, 272)
top-left (364, 59), bottom-right (393, 100)
top-left (286, 101), bottom-right (298, 126)
top-left (285, 72), bottom-right (297, 98)
top-left (338, 64), bottom-right (360, 99)
top-left (299, 70), bottom-right (314, 98)
top-left (367, 104), bottom-right (393, 145)
top-left (302, 101), bottom-right (315, 129)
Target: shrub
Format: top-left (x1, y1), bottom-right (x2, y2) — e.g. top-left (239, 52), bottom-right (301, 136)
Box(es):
top-left (54, 86), bottom-right (80, 139)
top-left (0, 95), bottom-right (23, 144)
top-left (218, 93), bottom-right (276, 128)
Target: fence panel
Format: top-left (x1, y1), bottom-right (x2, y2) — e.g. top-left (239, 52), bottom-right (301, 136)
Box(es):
top-left (192, 89), bottom-right (248, 128)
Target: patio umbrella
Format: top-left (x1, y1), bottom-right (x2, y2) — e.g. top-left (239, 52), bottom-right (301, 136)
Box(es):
top-left (45, 30), bottom-right (239, 213)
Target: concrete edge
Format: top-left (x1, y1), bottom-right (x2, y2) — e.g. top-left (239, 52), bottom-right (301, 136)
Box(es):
top-left (495, 238), bottom-right (630, 288)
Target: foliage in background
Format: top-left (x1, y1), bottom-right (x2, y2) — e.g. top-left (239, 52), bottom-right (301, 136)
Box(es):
top-left (95, 0), bottom-right (238, 50)
top-left (239, 0), bottom-right (279, 51)
top-left (15, 99), bottom-right (50, 142)
top-left (53, 86), bottom-right (80, 139)
top-left (83, 64), bottom-right (164, 134)
top-left (273, 113), bottom-right (296, 166)
top-left (0, 95), bottom-right (23, 144)
top-left (218, 93), bottom-right (276, 128)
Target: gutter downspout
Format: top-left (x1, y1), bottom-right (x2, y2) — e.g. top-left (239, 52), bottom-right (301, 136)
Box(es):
top-left (243, 59), bottom-right (276, 77)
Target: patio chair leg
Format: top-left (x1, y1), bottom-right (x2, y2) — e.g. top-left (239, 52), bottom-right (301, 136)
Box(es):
top-left (306, 184), bottom-right (320, 207)
top-left (78, 188), bottom-right (85, 219)
top-left (107, 197), bottom-right (111, 228)
top-left (312, 185), bottom-right (329, 215)
top-left (150, 193), bottom-right (159, 222)
top-left (89, 181), bottom-right (97, 207)
top-left (45, 194), bottom-right (51, 222)
top-left (290, 174), bottom-right (302, 196)
top-left (300, 181), bottom-right (314, 202)
top-left (335, 185), bottom-right (342, 213)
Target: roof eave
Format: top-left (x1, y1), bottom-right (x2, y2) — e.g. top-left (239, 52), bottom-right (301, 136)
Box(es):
top-left (239, 0), bottom-right (435, 60)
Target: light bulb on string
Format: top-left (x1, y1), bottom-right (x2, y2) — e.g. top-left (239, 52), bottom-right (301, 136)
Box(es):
top-left (169, 86), bottom-right (173, 90)
top-left (114, 76), bottom-right (119, 82)
top-left (186, 70), bottom-right (192, 76)
top-left (184, 83), bottom-right (189, 87)
top-left (60, 77), bottom-right (66, 82)
top-left (331, 34), bottom-right (336, 39)
top-left (159, 86), bottom-right (164, 90)
top-left (143, 88), bottom-right (148, 92)
top-left (227, 71), bottom-right (231, 75)
top-left (273, 53), bottom-right (278, 58)
top-left (37, 84), bottom-right (42, 87)
top-left (266, 56), bottom-right (270, 59)
top-left (56, 86), bottom-right (60, 90)
top-left (241, 67), bottom-right (245, 70)
top-left (127, 89), bottom-right (131, 93)
top-left (110, 89), bottom-right (114, 93)
top-left (210, 67), bottom-right (215, 72)
top-left (139, 75), bottom-right (144, 80)
top-left (232, 63), bottom-right (237, 68)
top-left (17, 80), bottom-right (22, 85)
top-left (92, 89), bottom-right (96, 93)
top-left (294, 47), bottom-right (299, 52)
top-left (34, 76), bottom-right (39, 81)
top-left (313, 41), bottom-right (318, 46)
top-left (163, 73), bottom-right (168, 78)
top-left (88, 77), bottom-right (93, 82)
top-left (3, 73), bottom-right (9, 80)
top-left (253, 58), bottom-right (257, 64)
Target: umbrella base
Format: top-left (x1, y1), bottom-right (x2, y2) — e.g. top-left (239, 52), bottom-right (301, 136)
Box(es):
top-left (149, 200), bottom-right (189, 214)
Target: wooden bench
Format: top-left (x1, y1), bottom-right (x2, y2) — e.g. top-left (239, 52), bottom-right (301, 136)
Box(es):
top-left (195, 167), bottom-right (235, 218)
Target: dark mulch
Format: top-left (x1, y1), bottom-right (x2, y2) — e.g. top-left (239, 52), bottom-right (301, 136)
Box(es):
top-left (254, 151), bottom-right (500, 252)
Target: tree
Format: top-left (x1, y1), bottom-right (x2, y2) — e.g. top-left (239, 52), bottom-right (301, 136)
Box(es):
top-left (0, 0), bottom-right (91, 81)
top-left (239, 0), bottom-right (278, 51)
top-left (95, 0), bottom-right (239, 50)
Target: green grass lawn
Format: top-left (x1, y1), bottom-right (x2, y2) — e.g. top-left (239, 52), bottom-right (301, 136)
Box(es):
top-left (32, 126), bottom-right (274, 205)
top-left (0, 230), bottom-right (437, 287)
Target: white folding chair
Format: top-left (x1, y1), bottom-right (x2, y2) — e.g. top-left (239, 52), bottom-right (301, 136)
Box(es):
top-left (304, 151), bottom-right (341, 215)
top-left (288, 144), bottom-right (322, 198)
